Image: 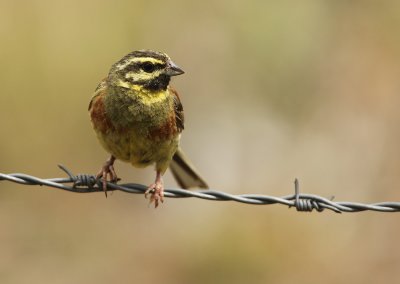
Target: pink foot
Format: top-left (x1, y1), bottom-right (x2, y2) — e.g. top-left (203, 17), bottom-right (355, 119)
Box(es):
top-left (96, 156), bottom-right (118, 197)
top-left (144, 173), bottom-right (164, 208)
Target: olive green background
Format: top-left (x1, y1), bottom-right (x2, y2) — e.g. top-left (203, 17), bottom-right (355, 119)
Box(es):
top-left (1, 0), bottom-right (400, 283)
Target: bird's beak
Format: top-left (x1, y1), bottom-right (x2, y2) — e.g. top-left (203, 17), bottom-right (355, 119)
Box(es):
top-left (165, 61), bottom-right (185, 76)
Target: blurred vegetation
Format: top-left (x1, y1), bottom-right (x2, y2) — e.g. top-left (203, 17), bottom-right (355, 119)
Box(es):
top-left (1, 0), bottom-right (400, 283)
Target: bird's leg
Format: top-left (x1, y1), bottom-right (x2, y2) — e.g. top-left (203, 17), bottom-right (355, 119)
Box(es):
top-left (145, 171), bottom-right (164, 208)
top-left (96, 155), bottom-right (118, 197)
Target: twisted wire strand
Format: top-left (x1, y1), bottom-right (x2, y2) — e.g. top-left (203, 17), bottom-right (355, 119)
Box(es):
top-left (0, 165), bottom-right (399, 213)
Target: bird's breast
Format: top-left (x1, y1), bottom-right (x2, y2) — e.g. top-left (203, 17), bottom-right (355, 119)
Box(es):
top-left (90, 86), bottom-right (181, 167)
top-left (102, 88), bottom-right (180, 143)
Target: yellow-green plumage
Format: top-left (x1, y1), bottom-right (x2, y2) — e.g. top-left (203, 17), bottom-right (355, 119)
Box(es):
top-left (91, 80), bottom-right (180, 174)
top-left (89, 50), bottom-right (208, 205)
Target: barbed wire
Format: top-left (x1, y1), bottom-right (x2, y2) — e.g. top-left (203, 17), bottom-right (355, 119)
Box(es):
top-left (1, 165), bottom-right (399, 213)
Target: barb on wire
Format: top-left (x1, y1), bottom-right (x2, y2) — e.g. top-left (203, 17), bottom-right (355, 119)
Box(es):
top-left (1, 165), bottom-right (400, 213)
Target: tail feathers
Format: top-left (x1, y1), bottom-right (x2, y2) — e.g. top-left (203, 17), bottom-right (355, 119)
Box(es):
top-left (169, 148), bottom-right (209, 189)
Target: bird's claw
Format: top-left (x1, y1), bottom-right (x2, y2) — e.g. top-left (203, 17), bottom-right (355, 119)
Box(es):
top-left (145, 182), bottom-right (164, 208)
top-left (96, 158), bottom-right (118, 197)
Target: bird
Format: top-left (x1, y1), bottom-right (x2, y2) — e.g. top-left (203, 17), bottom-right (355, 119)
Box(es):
top-left (88, 50), bottom-right (208, 207)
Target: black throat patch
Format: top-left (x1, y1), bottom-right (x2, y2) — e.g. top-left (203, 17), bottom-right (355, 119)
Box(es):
top-left (141, 74), bottom-right (171, 92)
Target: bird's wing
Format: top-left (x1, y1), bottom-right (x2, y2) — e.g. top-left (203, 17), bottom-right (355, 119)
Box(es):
top-left (88, 78), bottom-right (108, 111)
top-left (168, 87), bottom-right (209, 189)
top-left (169, 87), bottom-right (184, 132)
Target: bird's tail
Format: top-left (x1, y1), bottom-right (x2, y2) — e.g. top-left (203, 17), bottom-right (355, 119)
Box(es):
top-left (169, 148), bottom-right (209, 189)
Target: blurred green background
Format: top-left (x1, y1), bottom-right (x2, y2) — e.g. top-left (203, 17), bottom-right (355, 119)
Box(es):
top-left (1, 0), bottom-right (400, 283)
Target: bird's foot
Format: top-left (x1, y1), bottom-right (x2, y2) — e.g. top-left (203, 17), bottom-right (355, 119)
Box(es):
top-left (96, 156), bottom-right (118, 197)
top-left (145, 180), bottom-right (164, 208)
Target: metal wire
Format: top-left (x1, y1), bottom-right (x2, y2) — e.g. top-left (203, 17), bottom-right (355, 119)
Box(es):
top-left (1, 165), bottom-right (399, 213)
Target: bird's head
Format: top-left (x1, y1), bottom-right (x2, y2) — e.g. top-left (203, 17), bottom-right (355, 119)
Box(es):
top-left (109, 50), bottom-right (184, 92)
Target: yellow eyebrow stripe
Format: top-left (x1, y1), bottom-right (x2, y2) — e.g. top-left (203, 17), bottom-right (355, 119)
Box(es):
top-left (127, 57), bottom-right (164, 65)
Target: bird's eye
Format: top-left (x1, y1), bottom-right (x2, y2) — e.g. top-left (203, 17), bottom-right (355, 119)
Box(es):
top-left (141, 62), bottom-right (155, 73)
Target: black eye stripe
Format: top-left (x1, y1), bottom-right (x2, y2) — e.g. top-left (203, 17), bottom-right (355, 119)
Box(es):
top-left (124, 64), bottom-right (140, 72)
top-left (124, 62), bottom-right (166, 73)
top-left (140, 62), bottom-right (166, 70)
